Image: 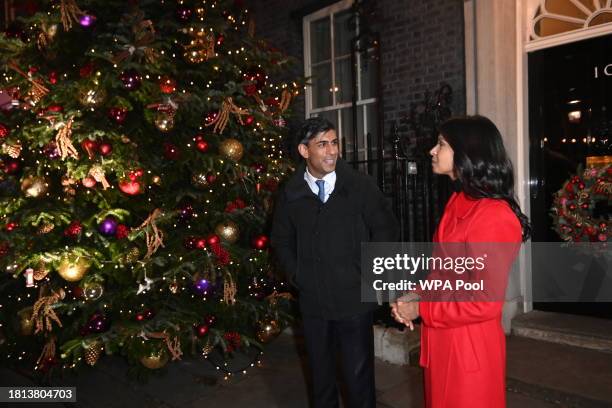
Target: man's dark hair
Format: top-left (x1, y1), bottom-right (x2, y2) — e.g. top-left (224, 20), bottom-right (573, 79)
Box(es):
top-left (298, 117), bottom-right (335, 145)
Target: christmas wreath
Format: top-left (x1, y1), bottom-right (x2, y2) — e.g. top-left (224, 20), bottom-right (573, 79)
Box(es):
top-left (551, 164), bottom-right (612, 242)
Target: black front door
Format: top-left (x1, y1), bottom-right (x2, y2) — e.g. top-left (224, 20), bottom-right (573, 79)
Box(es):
top-left (528, 34), bottom-right (611, 319)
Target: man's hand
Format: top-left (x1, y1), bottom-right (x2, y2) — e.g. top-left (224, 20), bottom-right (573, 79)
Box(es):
top-left (390, 300), bottom-right (419, 331)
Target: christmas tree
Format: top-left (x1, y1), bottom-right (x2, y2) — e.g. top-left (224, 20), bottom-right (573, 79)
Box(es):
top-left (0, 0), bottom-right (299, 377)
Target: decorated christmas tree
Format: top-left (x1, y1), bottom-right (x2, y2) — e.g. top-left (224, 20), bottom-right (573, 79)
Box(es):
top-left (0, 0), bottom-right (299, 377)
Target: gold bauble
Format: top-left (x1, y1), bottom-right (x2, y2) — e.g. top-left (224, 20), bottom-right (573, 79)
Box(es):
top-left (18, 307), bottom-right (34, 336)
top-left (140, 350), bottom-right (169, 369)
top-left (84, 341), bottom-right (103, 366)
top-left (33, 263), bottom-right (50, 281)
top-left (57, 255), bottom-right (91, 282)
top-left (191, 173), bottom-right (209, 189)
top-left (215, 221), bottom-right (240, 244)
top-left (256, 319), bottom-right (280, 343)
top-left (152, 175), bottom-right (162, 186)
top-left (21, 176), bottom-right (50, 198)
top-left (219, 138), bottom-right (244, 162)
top-left (154, 110), bottom-right (175, 132)
top-left (78, 84), bottom-right (107, 107)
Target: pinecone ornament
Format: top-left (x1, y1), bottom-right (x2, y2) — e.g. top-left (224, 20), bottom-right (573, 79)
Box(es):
top-left (84, 342), bottom-right (103, 366)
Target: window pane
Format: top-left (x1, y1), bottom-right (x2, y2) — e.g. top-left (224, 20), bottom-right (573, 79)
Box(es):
top-left (310, 17), bottom-right (331, 64)
top-left (365, 103), bottom-right (378, 155)
top-left (341, 107), bottom-right (355, 160)
top-left (335, 57), bottom-right (353, 104)
top-left (311, 63), bottom-right (332, 108)
top-left (360, 51), bottom-right (378, 100)
top-left (318, 110), bottom-right (338, 132)
top-left (357, 106), bottom-right (365, 161)
top-left (334, 10), bottom-right (353, 58)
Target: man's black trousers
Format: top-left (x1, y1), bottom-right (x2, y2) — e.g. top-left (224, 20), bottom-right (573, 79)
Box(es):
top-left (302, 311), bottom-right (376, 408)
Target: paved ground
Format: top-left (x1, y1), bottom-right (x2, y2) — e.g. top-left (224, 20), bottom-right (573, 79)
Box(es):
top-left (1, 329), bottom-right (611, 408)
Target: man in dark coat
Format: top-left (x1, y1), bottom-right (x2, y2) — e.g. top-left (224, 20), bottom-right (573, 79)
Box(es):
top-left (271, 117), bottom-right (399, 408)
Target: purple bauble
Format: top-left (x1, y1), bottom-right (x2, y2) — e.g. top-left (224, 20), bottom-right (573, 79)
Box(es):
top-left (120, 69), bottom-right (142, 91)
top-left (79, 14), bottom-right (96, 27)
top-left (99, 217), bottom-right (118, 236)
top-left (193, 278), bottom-right (211, 295)
top-left (43, 142), bottom-right (60, 159)
top-left (86, 313), bottom-right (110, 333)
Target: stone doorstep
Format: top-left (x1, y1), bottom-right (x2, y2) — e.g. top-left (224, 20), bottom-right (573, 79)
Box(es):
top-left (511, 310), bottom-right (612, 352)
top-left (373, 324), bottom-right (421, 366)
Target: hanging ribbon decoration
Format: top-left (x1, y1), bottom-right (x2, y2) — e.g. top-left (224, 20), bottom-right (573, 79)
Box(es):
top-left (204, 97), bottom-right (249, 134)
top-left (137, 209), bottom-right (165, 260)
top-left (55, 117), bottom-right (79, 160)
top-left (88, 165), bottom-right (110, 190)
top-left (265, 290), bottom-right (294, 306)
top-left (145, 332), bottom-right (183, 361)
top-left (8, 61), bottom-right (49, 104)
top-left (60, 0), bottom-right (85, 31)
top-left (223, 273), bottom-right (237, 305)
top-left (32, 287), bottom-right (65, 334)
top-left (36, 336), bottom-right (57, 368)
top-left (112, 17), bottom-right (157, 64)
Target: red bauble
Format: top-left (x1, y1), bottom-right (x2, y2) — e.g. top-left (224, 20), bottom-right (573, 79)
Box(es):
top-left (245, 115), bottom-right (255, 125)
top-left (3, 159), bottom-right (21, 174)
top-left (0, 123), bottom-right (10, 138)
top-left (194, 135), bottom-right (209, 152)
top-left (48, 71), bottom-right (58, 85)
top-left (195, 323), bottom-right (209, 338)
top-left (569, 204), bottom-right (577, 211)
top-left (598, 233), bottom-right (607, 242)
top-left (235, 198), bottom-right (246, 208)
top-left (98, 142), bottom-right (113, 156)
top-left (216, 34), bottom-right (224, 46)
top-left (196, 237), bottom-right (207, 249)
top-left (64, 220), bottom-right (83, 238)
top-left (206, 234), bottom-right (220, 246)
top-left (163, 142), bottom-right (181, 160)
top-left (82, 177), bottom-right (96, 188)
top-left (135, 168), bottom-right (144, 178)
top-left (5, 222), bottom-right (18, 232)
top-left (206, 173), bottom-right (216, 184)
top-left (119, 180), bottom-right (143, 195)
top-left (108, 107), bottom-right (128, 124)
top-left (159, 76), bottom-right (177, 94)
top-left (45, 105), bottom-right (64, 113)
top-left (578, 183), bottom-right (585, 190)
top-left (251, 234), bottom-right (269, 250)
top-left (81, 139), bottom-right (98, 158)
top-left (115, 224), bottom-right (129, 239)
top-left (223, 331), bottom-right (241, 352)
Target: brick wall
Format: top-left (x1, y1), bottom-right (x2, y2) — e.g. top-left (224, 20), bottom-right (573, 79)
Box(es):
top-left (250, 0), bottom-right (466, 145)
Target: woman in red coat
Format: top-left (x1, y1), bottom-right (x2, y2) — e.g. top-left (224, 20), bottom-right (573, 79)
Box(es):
top-left (392, 115), bottom-right (531, 408)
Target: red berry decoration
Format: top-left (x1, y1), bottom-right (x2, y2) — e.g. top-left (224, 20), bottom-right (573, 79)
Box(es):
top-left (64, 220), bottom-right (83, 238)
top-left (206, 173), bottom-right (216, 184)
top-left (195, 323), bottom-right (209, 338)
top-left (3, 159), bottom-right (21, 174)
top-left (0, 123), bottom-right (10, 138)
top-left (98, 142), bottom-right (113, 156)
top-left (5, 222), bottom-right (18, 232)
top-left (206, 234), bottom-right (220, 246)
top-left (204, 111), bottom-right (218, 125)
top-left (194, 135), bottom-right (209, 152)
top-left (115, 224), bottom-right (129, 239)
top-left (251, 234), bottom-right (269, 250)
top-left (196, 237), bottom-right (207, 249)
top-left (48, 71), bottom-right (58, 85)
top-left (216, 34), bottom-right (224, 46)
top-left (159, 75), bottom-right (177, 94)
top-left (108, 107), bottom-right (128, 124)
top-left (245, 115), bottom-right (255, 125)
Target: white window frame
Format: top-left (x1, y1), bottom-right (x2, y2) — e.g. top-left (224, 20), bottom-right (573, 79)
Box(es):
top-left (302, 0), bottom-right (378, 161)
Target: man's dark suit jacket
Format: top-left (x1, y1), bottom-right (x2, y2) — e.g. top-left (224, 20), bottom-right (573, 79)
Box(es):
top-left (271, 159), bottom-right (399, 320)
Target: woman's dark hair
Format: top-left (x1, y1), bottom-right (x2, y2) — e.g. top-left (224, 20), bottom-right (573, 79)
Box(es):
top-left (298, 117), bottom-right (335, 145)
top-left (438, 115), bottom-right (531, 241)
